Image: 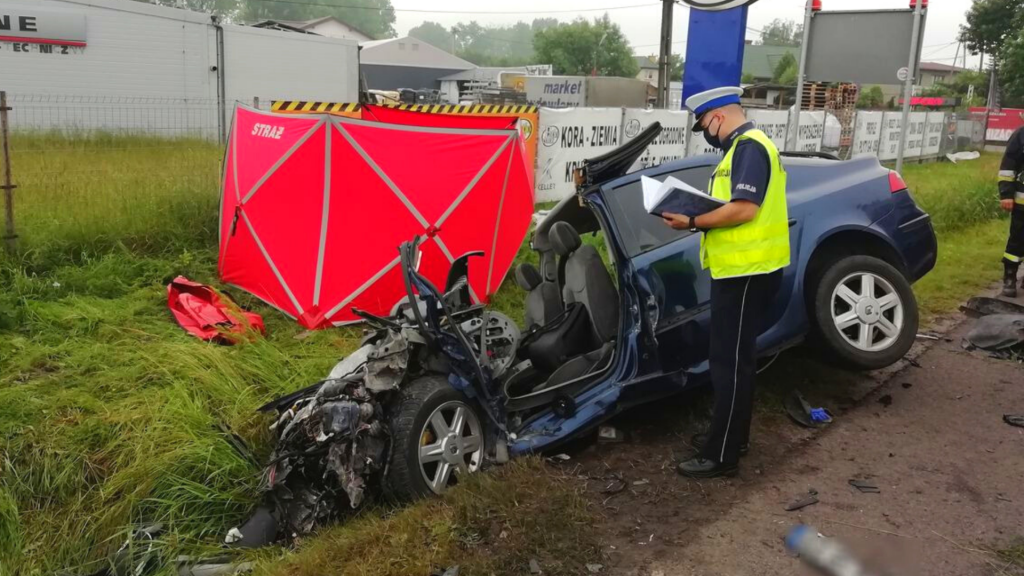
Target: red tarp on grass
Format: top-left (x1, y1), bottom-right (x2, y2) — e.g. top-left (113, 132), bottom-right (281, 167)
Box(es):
top-left (219, 105), bottom-right (534, 329)
top-left (168, 276), bottom-right (265, 342)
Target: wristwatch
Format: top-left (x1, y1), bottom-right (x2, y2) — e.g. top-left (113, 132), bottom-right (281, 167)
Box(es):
top-left (689, 217), bottom-right (701, 233)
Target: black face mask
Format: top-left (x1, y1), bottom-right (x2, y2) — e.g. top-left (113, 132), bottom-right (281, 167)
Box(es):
top-left (702, 117), bottom-right (723, 149)
top-left (703, 129), bottom-right (723, 150)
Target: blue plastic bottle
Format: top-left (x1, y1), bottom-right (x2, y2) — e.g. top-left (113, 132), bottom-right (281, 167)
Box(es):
top-left (785, 525), bottom-right (874, 576)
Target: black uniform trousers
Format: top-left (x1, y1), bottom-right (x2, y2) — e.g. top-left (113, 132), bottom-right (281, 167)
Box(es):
top-left (1006, 204), bottom-right (1024, 265)
top-left (700, 270), bottom-right (783, 465)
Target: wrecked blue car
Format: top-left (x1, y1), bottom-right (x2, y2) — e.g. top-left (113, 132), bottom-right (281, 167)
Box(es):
top-left (255, 124), bottom-right (937, 538)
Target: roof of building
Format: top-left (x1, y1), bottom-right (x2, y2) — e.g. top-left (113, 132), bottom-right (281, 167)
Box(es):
top-left (635, 55), bottom-right (659, 70)
top-left (252, 16), bottom-right (374, 40)
top-left (360, 36), bottom-right (475, 70)
top-left (919, 61), bottom-right (970, 73)
top-left (742, 44), bottom-right (800, 80)
top-left (438, 67), bottom-right (529, 81)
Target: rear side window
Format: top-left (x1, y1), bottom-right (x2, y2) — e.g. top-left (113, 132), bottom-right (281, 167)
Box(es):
top-left (604, 165), bottom-right (715, 257)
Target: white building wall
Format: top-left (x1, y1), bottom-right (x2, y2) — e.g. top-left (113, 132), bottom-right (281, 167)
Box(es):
top-left (305, 19), bottom-right (371, 42)
top-left (0, 0), bottom-right (216, 99)
top-left (1, 0), bottom-right (359, 139)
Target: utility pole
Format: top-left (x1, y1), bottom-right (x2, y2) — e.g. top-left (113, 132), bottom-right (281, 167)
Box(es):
top-left (895, 0), bottom-right (925, 174)
top-left (1, 91), bottom-right (16, 253)
top-left (657, 0), bottom-right (673, 108)
top-left (984, 59), bottom-right (999, 145)
top-left (788, 0), bottom-right (817, 152)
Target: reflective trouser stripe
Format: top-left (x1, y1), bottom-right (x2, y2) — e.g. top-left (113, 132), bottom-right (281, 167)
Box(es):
top-left (1017, 192), bottom-right (1024, 205)
top-left (999, 170), bottom-right (1016, 182)
top-left (1006, 253), bottom-right (1022, 263)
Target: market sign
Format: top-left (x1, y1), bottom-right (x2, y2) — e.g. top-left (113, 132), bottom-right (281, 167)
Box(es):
top-left (526, 76), bottom-right (586, 109)
top-left (0, 7), bottom-right (87, 47)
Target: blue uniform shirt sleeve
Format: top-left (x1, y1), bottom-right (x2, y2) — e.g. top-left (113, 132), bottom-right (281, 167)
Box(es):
top-left (729, 140), bottom-right (771, 206)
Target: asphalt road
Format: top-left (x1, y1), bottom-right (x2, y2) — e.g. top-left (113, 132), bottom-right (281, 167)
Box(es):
top-left (561, 290), bottom-right (1024, 576)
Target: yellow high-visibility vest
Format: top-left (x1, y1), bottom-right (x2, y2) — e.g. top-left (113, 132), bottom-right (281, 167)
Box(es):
top-left (700, 128), bottom-right (791, 279)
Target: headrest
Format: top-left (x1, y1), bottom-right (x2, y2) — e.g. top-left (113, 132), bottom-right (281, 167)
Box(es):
top-left (549, 222), bottom-right (582, 257)
top-left (515, 263), bottom-right (542, 291)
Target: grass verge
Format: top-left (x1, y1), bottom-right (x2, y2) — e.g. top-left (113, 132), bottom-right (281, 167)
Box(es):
top-left (912, 219), bottom-right (1009, 320)
top-left (252, 459), bottom-right (597, 576)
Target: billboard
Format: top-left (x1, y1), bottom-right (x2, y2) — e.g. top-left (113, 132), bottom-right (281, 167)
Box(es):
top-left (805, 10), bottom-right (925, 85)
top-left (526, 76), bottom-right (586, 109)
top-left (970, 107), bottom-right (1024, 142)
top-left (535, 107), bottom-right (622, 202)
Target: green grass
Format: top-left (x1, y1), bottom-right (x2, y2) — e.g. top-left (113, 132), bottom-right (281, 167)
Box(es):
top-left (912, 219), bottom-right (1009, 320)
top-left (997, 540), bottom-right (1024, 570)
top-left (252, 459), bottom-right (597, 576)
top-left (898, 154), bottom-right (1010, 320)
top-left (901, 153), bottom-right (1005, 234)
top-left (7, 132), bottom-right (221, 270)
top-left (0, 134), bottom-right (1010, 575)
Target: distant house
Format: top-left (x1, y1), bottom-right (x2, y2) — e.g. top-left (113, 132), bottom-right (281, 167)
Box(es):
top-left (635, 55), bottom-right (660, 87)
top-left (918, 61), bottom-right (970, 87)
top-left (252, 16), bottom-right (373, 42)
top-left (360, 36), bottom-right (475, 92)
top-left (742, 44), bottom-right (800, 82)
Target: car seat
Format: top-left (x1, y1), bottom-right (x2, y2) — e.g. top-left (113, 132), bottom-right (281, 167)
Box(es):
top-left (549, 222), bottom-right (619, 348)
top-left (520, 222), bottom-right (619, 380)
top-left (515, 262), bottom-right (562, 330)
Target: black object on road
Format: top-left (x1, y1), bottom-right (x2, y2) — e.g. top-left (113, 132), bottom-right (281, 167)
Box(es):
top-left (1004, 415), bottom-right (1024, 429)
top-left (848, 479), bottom-right (881, 494)
top-left (786, 491), bottom-right (820, 511)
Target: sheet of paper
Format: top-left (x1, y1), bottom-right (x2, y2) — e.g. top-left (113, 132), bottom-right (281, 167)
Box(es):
top-left (641, 175), bottom-right (666, 213)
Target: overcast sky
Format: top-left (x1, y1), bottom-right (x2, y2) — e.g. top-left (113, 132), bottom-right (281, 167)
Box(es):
top-left (390, 0), bottom-right (980, 71)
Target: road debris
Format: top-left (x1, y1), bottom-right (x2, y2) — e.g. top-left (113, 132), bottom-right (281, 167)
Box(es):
top-left (902, 383), bottom-right (913, 389)
top-left (877, 394), bottom-right (893, 407)
top-left (848, 479), bottom-right (881, 494)
top-left (786, 525), bottom-right (876, 576)
top-left (598, 425), bottom-right (626, 443)
top-left (785, 491), bottom-right (819, 512)
top-left (963, 315), bottom-right (1024, 353)
top-left (785, 391), bottom-right (832, 428)
top-left (529, 558), bottom-right (543, 574)
top-left (1004, 415), bottom-right (1024, 428)
top-left (585, 563), bottom-right (604, 573)
top-left (961, 296), bottom-right (1024, 318)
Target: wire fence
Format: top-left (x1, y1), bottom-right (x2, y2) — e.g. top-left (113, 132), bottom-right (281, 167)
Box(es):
top-left (0, 92), bottom-right (991, 259)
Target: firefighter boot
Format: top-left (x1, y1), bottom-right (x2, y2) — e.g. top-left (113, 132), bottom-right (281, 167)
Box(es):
top-left (1003, 263), bottom-right (1019, 298)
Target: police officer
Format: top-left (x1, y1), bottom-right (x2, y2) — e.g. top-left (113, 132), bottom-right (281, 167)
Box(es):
top-left (662, 101), bottom-right (790, 478)
top-left (999, 123), bottom-right (1024, 298)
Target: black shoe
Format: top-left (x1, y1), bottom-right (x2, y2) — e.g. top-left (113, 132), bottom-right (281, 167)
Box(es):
top-left (691, 433), bottom-right (749, 456)
top-left (676, 457), bottom-right (738, 479)
top-left (1003, 265), bottom-right (1020, 298)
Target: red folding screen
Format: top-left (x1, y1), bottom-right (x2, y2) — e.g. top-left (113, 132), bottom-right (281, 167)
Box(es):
top-left (219, 105), bottom-right (534, 329)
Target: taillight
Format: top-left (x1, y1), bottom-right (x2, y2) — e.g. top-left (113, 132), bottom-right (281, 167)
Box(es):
top-left (889, 171), bottom-right (908, 194)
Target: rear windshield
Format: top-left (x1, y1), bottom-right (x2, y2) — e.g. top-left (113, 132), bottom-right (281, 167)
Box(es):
top-left (604, 165), bottom-right (715, 257)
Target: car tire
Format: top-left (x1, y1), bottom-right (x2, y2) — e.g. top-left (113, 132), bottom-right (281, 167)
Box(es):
top-left (810, 255), bottom-right (918, 371)
top-left (384, 375), bottom-right (486, 502)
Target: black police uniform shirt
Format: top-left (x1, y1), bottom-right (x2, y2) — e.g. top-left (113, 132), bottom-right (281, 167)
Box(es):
top-left (711, 121), bottom-right (771, 207)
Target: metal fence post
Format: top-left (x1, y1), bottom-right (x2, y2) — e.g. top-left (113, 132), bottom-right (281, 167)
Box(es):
top-left (254, 97), bottom-right (260, 110)
top-left (1, 91), bottom-right (17, 253)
